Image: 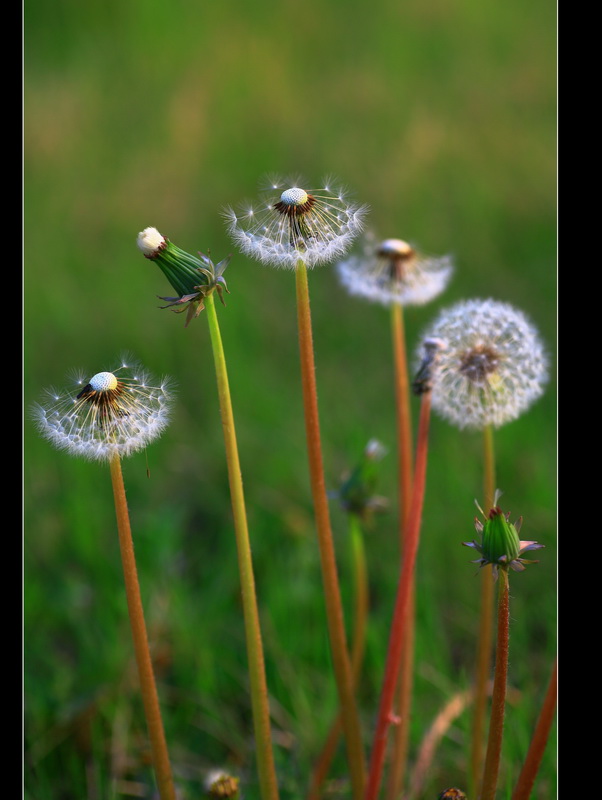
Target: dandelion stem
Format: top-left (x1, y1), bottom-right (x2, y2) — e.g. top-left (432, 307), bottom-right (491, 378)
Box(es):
top-left (307, 513), bottom-right (369, 800)
top-left (364, 391), bottom-right (432, 800)
top-left (470, 424), bottom-right (497, 797)
top-left (295, 260), bottom-right (366, 800)
top-left (109, 455), bottom-right (176, 800)
top-left (385, 301), bottom-right (415, 800)
top-left (511, 657), bottom-right (557, 800)
top-left (204, 292), bottom-right (280, 800)
top-left (480, 568), bottom-right (510, 800)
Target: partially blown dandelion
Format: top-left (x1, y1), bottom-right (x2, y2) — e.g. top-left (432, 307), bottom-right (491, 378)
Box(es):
top-left (33, 358), bottom-right (176, 800)
top-left (227, 176), bottom-right (368, 799)
top-left (224, 176), bottom-right (368, 269)
top-left (337, 233), bottom-right (453, 307)
top-left (33, 359), bottom-right (173, 461)
top-left (421, 298), bottom-right (548, 430)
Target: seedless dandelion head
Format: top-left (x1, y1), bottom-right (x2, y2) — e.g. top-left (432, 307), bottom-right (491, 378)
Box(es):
top-left (337, 231), bottom-right (453, 306)
top-left (420, 298), bottom-right (548, 430)
top-left (224, 176), bottom-right (368, 269)
top-left (33, 359), bottom-right (174, 461)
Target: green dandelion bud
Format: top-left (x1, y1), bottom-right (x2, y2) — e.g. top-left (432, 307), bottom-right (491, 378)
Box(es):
top-left (334, 439), bottom-right (388, 522)
top-left (463, 491), bottom-right (544, 579)
top-left (137, 227), bottom-right (231, 326)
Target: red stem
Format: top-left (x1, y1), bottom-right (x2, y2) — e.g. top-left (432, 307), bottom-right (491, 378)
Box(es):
top-left (364, 392), bottom-right (432, 800)
top-left (511, 658), bottom-right (557, 800)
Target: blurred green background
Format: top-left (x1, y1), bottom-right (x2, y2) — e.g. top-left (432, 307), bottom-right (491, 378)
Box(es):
top-left (24, 1), bottom-right (556, 798)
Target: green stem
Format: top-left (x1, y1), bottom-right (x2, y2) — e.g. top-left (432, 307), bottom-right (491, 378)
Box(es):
top-left (365, 392), bottom-right (432, 800)
top-left (470, 425), bottom-right (497, 797)
top-left (385, 301), bottom-right (415, 800)
top-left (109, 455), bottom-right (176, 800)
top-left (204, 292), bottom-right (280, 800)
top-left (480, 568), bottom-right (510, 800)
top-left (511, 658), bottom-right (557, 800)
top-left (295, 261), bottom-right (366, 800)
top-left (307, 513), bottom-right (369, 800)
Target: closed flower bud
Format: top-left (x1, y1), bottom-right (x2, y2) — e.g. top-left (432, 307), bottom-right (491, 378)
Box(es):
top-left (463, 492), bottom-right (544, 578)
top-left (137, 227), bottom-right (230, 326)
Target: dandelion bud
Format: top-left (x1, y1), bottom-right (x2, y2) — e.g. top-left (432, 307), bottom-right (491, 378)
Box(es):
top-left (204, 770), bottom-right (240, 799)
top-left (137, 227), bottom-right (231, 326)
top-left (335, 439), bottom-right (388, 521)
top-left (463, 496), bottom-right (544, 577)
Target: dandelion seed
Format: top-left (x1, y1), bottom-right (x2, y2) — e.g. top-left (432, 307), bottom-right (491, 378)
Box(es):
top-left (224, 176), bottom-right (368, 268)
top-left (337, 232), bottom-right (453, 306)
top-left (419, 298), bottom-right (548, 430)
top-left (33, 359), bottom-right (173, 461)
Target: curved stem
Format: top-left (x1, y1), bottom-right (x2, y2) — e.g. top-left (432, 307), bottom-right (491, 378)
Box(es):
top-left (480, 568), bottom-right (510, 800)
top-left (364, 392), bottom-right (432, 800)
top-left (295, 261), bottom-right (366, 800)
top-left (205, 292), bottom-right (280, 800)
top-left (511, 658), bottom-right (557, 800)
top-left (470, 425), bottom-right (497, 797)
top-left (307, 513), bottom-right (369, 800)
top-left (109, 455), bottom-right (176, 800)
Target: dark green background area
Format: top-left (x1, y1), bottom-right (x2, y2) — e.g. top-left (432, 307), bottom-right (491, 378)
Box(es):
top-left (25, 1), bottom-right (556, 797)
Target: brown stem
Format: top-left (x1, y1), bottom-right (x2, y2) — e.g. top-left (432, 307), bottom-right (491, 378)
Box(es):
top-left (109, 455), bottom-right (176, 800)
top-left (364, 392), bottom-right (432, 800)
top-left (480, 568), bottom-right (510, 800)
top-left (307, 515), bottom-right (368, 800)
top-left (384, 302), bottom-right (415, 800)
top-left (511, 658), bottom-right (557, 800)
top-left (295, 261), bottom-right (366, 800)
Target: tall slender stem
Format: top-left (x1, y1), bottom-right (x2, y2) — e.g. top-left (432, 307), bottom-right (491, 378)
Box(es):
top-left (295, 261), bottom-right (366, 800)
top-left (109, 455), bottom-right (176, 800)
top-left (480, 568), bottom-right (510, 800)
top-left (386, 301), bottom-right (415, 800)
top-left (511, 657), bottom-right (557, 800)
top-left (470, 424), bottom-right (497, 797)
top-left (391, 302), bottom-right (414, 532)
top-left (307, 513), bottom-right (369, 800)
top-left (364, 392), bottom-right (432, 800)
top-left (204, 292), bottom-right (280, 800)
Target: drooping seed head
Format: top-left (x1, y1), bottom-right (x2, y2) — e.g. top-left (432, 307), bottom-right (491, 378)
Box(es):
top-left (337, 231), bottom-right (453, 306)
top-left (33, 359), bottom-right (174, 461)
top-left (224, 175), bottom-right (368, 269)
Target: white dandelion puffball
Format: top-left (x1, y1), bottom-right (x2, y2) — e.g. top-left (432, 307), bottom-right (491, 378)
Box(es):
top-left (421, 298), bottom-right (548, 430)
top-left (337, 232), bottom-right (453, 307)
top-left (33, 359), bottom-right (174, 461)
top-left (137, 226), bottom-right (167, 257)
top-left (224, 176), bottom-right (369, 269)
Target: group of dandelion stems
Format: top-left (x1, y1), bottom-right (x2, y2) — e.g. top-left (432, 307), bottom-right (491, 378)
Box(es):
top-left (35, 177), bottom-right (555, 799)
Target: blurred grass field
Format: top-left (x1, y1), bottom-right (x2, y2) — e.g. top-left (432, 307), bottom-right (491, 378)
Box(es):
top-left (24, 1), bottom-right (556, 798)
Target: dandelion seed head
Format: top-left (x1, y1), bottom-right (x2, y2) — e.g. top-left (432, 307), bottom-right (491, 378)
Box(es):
top-left (421, 298), bottom-right (548, 430)
top-left (337, 231), bottom-right (453, 307)
top-left (33, 360), bottom-right (174, 462)
top-left (224, 176), bottom-right (368, 269)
